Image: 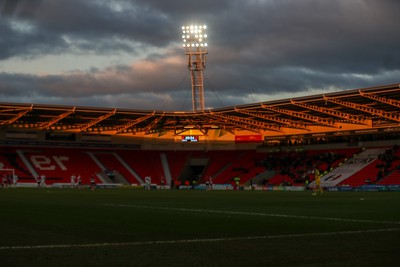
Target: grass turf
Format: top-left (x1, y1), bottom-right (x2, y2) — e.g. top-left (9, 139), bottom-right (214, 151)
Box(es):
top-left (0, 188), bottom-right (399, 267)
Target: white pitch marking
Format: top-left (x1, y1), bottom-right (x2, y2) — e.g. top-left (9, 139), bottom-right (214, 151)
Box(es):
top-left (0, 228), bottom-right (398, 250)
top-left (105, 204), bottom-right (400, 225)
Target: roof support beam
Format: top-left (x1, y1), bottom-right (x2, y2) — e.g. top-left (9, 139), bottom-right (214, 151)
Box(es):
top-left (206, 113), bottom-right (260, 133)
top-left (324, 96), bottom-right (400, 123)
top-left (79, 109), bottom-right (116, 132)
top-left (40, 107), bottom-right (76, 129)
top-left (290, 100), bottom-right (367, 125)
top-left (235, 108), bottom-right (309, 130)
top-left (359, 91), bottom-right (400, 109)
top-left (174, 128), bottom-right (189, 135)
top-left (143, 114), bottom-right (165, 134)
top-left (207, 112), bottom-right (282, 133)
top-left (192, 125), bottom-right (208, 135)
top-left (261, 104), bottom-right (337, 127)
top-left (0, 105), bottom-right (33, 126)
top-left (173, 125), bottom-right (208, 136)
top-left (114, 112), bottom-right (155, 134)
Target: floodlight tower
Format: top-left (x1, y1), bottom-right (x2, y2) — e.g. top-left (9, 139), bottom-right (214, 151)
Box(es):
top-left (182, 25), bottom-right (208, 112)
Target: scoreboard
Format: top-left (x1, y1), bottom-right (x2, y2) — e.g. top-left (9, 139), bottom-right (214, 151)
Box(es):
top-left (181, 135), bottom-right (199, 142)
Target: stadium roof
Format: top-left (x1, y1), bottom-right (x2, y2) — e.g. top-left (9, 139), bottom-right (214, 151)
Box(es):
top-left (0, 83), bottom-right (399, 139)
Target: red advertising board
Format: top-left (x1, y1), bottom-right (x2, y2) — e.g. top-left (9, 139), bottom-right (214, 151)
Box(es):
top-left (235, 135), bottom-right (262, 143)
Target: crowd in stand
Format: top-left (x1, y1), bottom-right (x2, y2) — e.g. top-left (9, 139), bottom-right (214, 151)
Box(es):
top-left (256, 145), bottom-right (399, 187)
top-left (376, 145), bottom-right (400, 181)
top-left (258, 151), bottom-right (349, 186)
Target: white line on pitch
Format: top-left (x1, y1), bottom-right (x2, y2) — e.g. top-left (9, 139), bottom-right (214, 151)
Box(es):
top-left (0, 228), bottom-right (398, 250)
top-left (105, 204), bottom-right (400, 225)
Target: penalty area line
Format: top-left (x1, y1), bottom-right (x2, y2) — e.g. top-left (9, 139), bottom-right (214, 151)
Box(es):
top-left (0, 228), bottom-right (398, 251)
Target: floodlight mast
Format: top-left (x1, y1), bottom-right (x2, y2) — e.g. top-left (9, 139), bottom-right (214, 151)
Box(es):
top-left (182, 25), bottom-right (208, 112)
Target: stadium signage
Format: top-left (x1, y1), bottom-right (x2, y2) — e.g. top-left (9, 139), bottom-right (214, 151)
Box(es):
top-left (181, 135), bottom-right (199, 142)
top-left (82, 134), bottom-right (111, 142)
top-left (383, 127), bottom-right (400, 132)
top-left (46, 132), bottom-right (76, 141)
top-left (354, 129), bottom-right (379, 134)
top-left (311, 133), bottom-right (326, 137)
top-left (235, 135), bottom-right (262, 143)
top-left (6, 131), bottom-right (37, 140)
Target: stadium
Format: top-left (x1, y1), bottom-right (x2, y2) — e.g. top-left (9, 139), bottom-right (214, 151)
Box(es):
top-left (1, 2), bottom-right (400, 265)
top-left (1, 83), bottom-right (400, 189)
top-left (1, 81), bottom-right (400, 266)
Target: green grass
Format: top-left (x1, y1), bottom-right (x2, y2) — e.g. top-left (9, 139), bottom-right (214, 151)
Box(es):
top-left (0, 189), bottom-right (399, 267)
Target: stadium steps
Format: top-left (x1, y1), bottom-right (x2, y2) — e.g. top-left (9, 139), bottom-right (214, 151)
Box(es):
top-left (96, 171), bottom-right (114, 183)
top-left (210, 151), bottom-right (250, 184)
top-left (199, 150), bottom-right (242, 183)
top-left (118, 150), bottom-right (165, 184)
top-left (88, 152), bottom-right (139, 184)
top-left (164, 151), bottom-right (196, 181)
top-left (321, 148), bottom-right (386, 187)
top-left (225, 152), bottom-right (268, 185)
top-left (227, 151), bottom-right (268, 183)
top-left (339, 159), bottom-right (381, 187)
top-left (160, 152), bottom-right (172, 186)
top-left (246, 169), bottom-right (276, 186)
top-left (1, 153), bottom-right (31, 178)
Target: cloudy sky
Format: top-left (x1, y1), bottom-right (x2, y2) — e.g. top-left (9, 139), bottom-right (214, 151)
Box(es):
top-left (0, 0), bottom-right (399, 111)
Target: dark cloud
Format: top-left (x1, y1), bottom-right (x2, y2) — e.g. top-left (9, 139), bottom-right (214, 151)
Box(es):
top-left (1, 0), bottom-right (20, 16)
top-left (1, 0), bottom-right (43, 17)
top-left (0, 0), bottom-right (399, 110)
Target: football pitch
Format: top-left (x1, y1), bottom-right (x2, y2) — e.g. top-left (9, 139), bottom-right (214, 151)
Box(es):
top-left (0, 188), bottom-right (399, 267)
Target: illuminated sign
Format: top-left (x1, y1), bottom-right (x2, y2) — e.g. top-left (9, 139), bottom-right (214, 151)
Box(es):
top-left (181, 136), bottom-right (199, 142)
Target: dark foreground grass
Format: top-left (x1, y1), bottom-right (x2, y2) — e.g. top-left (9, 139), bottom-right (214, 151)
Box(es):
top-left (0, 188), bottom-right (399, 267)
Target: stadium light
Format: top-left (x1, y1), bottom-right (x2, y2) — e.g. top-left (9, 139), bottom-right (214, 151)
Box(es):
top-left (181, 24), bottom-right (208, 49)
top-left (181, 24), bottom-right (208, 112)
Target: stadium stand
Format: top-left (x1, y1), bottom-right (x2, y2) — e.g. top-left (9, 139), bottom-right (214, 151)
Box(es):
top-left (118, 150), bottom-right (165, 184)
top-left (262, 148), bottom-right (360, 186)
top-left (378, 169), bottom-right (400, 185)
top-left (0, 84), bottom-right (399, 189)
top-left (1, 144), bottom-right (400, 188)
top-left (216, 150), bottom-right (267, 184)
top-left (88, 152), bottom-right (139, 184)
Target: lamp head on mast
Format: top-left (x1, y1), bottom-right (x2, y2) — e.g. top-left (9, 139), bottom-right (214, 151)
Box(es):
top-left (181, 25), bottom-right (208, 50)
top-left (180, 24), bottom-right (208, 112)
